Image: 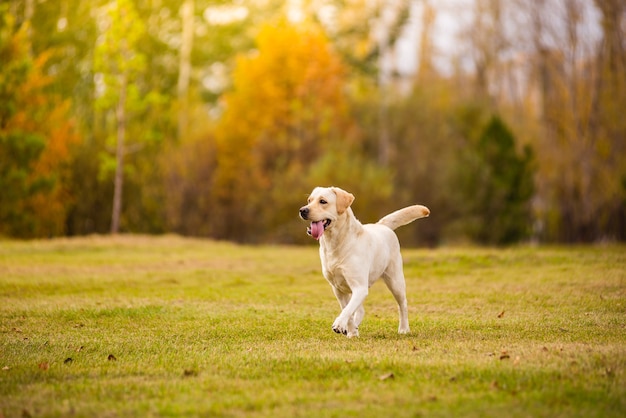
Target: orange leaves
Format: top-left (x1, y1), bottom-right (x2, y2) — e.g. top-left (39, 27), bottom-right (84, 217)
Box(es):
top-left (211, 21), bottom-right (352, 240)
top-left (0, 15), bottom-right (81, 237)
top-left (222, 22), bottom-right (348, 151)
top-left (234, 22), bottom-right (346, 132)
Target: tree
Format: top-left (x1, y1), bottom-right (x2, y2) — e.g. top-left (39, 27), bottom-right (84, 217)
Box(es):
top-left (592, 0), bottom-right (626, 241)
top-left (177, 0), bottom-right (194, 141)
top-left (522, 0), bottom-right (625, 241)
top-left (0, 8), bottom-right (79, 237)
top-left (459, 115), bottom-right (535, 245)
top-left (210, 21), bottom-right (355, 242)
top-left (93, 0), bottom-right (148, 234)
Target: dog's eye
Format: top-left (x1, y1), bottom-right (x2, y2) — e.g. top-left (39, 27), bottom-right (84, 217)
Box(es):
top-left (320, 199), bottom-right (327, 205)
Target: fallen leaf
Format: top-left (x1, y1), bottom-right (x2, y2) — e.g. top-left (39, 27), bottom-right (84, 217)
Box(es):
top-left (107, 354), bottom-right (117, 361)
top-left (379, 372), bottom-right (394, 381)
top-left (497, 310), bottom-right (505, 318)
top-left (38, 362), bottom-right (49, 371)
top-left (64, 358), bottom-right (73, 364)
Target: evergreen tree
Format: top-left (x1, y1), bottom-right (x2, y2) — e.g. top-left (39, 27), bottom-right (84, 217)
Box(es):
top-left (464, 115), bottom-right (535, 245)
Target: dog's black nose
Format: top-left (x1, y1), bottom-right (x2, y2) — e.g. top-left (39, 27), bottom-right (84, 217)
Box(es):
top-left (299, 207), bottom-right (309, 220)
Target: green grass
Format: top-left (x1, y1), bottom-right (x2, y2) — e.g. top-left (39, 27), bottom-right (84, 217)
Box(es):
top-left (0, 235), bottom-right (624, 417)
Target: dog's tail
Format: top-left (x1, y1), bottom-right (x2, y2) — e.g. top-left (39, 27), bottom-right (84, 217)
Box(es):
top-left (377, 205), bottom-right (430, 230)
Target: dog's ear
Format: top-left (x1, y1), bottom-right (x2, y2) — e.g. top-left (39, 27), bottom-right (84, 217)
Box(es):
top-left (333, 187), bottom-right (355, 214)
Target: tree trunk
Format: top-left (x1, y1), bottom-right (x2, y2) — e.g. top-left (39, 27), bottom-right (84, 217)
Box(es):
top-left (111, 73), bottom-right (127, 234)
top-left (377, 2), bottom-right (390, 167)
top-left (177, 0), bottom-right (194, 141)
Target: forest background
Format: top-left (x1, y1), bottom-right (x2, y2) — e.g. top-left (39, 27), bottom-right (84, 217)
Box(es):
top-left (1, 0), bottom-right (624, 246)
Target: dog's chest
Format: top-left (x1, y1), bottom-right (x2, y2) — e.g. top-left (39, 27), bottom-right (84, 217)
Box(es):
top-left (319, 252), bottom-right (356, 294)
top-left (321, 266), bottom-right (352, 293)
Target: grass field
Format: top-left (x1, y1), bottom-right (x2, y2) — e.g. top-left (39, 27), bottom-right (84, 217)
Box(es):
top-left (0, 235), bottom-right (624, 417)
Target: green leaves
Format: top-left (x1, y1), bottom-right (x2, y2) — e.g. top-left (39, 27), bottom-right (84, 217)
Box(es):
top-left (0, 8), bottom-right (76, 237)
top-left (452, 115), bottom-right (535, 245)
top-left (94, 0), bottom-right (147, 111)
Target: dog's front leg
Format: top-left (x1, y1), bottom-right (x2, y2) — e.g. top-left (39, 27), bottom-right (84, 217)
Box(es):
top-left (332, 286), bottom-right (368, 337)
top-left (331, 287), bottom-right (357, 337)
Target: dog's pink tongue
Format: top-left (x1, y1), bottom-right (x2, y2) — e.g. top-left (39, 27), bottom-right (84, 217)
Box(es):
top-left (310, 221), bottom-right (325, 240)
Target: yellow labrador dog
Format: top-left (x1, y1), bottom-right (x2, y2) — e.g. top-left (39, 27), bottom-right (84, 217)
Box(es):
top-left (299, 186), bottom-right (430, 337)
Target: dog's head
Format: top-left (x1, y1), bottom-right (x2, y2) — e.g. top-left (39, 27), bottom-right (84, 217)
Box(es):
top-left (299, 187), bottom-right (355, 240)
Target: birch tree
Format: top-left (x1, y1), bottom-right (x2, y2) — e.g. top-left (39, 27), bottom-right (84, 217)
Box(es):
top-left (94, 0), bottom-right (147, 234)
top-left (177, 0), bottom-right (194, 141)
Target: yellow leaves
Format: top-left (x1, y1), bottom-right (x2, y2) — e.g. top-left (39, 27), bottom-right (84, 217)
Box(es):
top-left (225, 21), bottom-right (347, 141)
top-left (212, 21), bottom-right (352, 239)
top-left (94, 0), bottom-right (147, 108)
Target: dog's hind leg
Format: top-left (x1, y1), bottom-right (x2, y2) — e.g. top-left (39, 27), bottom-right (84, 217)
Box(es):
top-left (342, 304), bottom-right (364, 338)
top-left (352, 304), bottom-right (365, 329)
top-left (383, 256), bottom-right (410, 334)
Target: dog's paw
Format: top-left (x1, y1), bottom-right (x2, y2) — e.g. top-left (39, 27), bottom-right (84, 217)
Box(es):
top-left (332, 324), bottom-right (347, 335)
top-left (346, 329), bottom-right (359, 338)
top-left (332, 317), bottom-right (349, 335)
top-left (398, 326), bottom-right (410, 335)
top-left (333, 316), bottom-right (360, 337)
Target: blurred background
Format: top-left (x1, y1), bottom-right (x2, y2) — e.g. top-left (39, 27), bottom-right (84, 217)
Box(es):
top-left (1, 0), bottom-right (624, 246)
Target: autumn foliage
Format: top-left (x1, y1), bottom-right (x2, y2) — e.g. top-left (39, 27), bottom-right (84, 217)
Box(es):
top-left (2, 1), bottom-right (625, 244)
top-left (210, 22), bottom-right (353, 241)
top-left (0, 13), bottom-right (79, 237)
